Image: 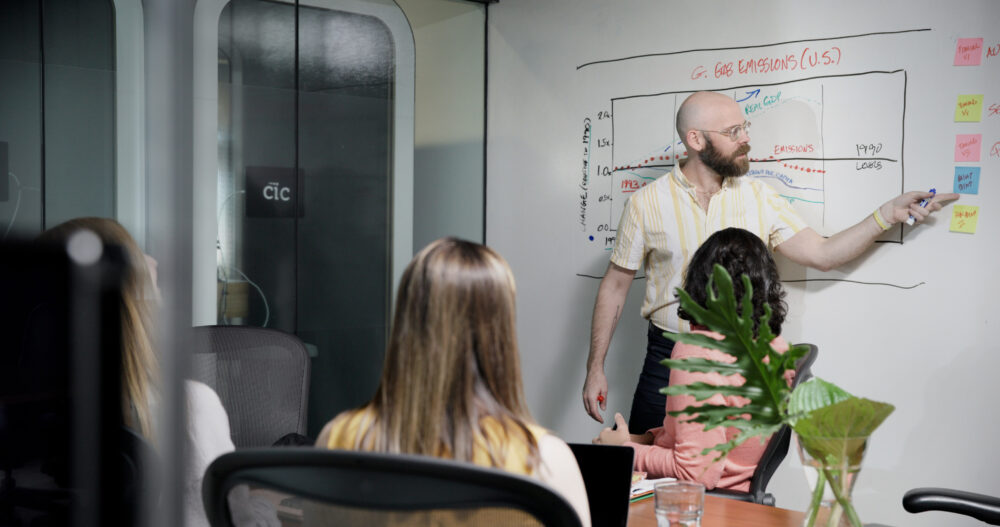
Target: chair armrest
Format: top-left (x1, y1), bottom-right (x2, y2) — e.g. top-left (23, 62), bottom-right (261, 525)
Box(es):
top-left (705, 488), bottom-right (754, 502)
top-left (706, 488), bottom-right (775, 506)
top-left (903, 487), bottom-right (1000, 525)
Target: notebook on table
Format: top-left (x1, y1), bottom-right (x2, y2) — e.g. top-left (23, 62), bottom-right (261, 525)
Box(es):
top-left (567, 443), bottom-right (635, 527)
top-left (629, 476), bottom-right (677, 501)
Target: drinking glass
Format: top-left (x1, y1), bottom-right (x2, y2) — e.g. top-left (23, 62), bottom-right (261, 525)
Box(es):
top-left (654, 481), bottom-right (704, 527)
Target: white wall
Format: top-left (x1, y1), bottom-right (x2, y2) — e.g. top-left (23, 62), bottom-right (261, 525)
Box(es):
top-left (396, 0), bottom-right (485, 247)
top-left (487, 1), bottom-right (1000, 526)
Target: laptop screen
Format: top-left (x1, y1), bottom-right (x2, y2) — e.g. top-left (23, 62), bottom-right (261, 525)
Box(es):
top-left (568, 443), bottom-right (635, 527)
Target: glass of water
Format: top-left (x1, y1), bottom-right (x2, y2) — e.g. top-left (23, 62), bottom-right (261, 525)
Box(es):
top-left (654, 481), bottom-right (704, 527)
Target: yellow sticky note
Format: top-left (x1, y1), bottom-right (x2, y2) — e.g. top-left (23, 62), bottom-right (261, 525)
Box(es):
top-left (955, 94), bottom-right (984, 122)
top-left (950, 205), bottom-right (979, 233)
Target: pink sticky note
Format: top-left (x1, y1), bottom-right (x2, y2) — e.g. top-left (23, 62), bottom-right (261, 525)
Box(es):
top-left (955, 134), bottom-right (982, 162)
top-left (954, 38), bottom-right (984, 66)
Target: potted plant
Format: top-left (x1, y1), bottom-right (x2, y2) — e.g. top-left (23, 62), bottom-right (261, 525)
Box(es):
top-left (661, 264), bottom-right (894, 527)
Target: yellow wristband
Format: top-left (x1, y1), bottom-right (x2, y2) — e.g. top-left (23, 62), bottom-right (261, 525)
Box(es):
top-left (872, 208), bottom-right (891, 231)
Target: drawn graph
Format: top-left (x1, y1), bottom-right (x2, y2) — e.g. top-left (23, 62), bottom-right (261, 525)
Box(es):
top-left (571, 29), bottom-right (934, 279)
top-left (608, 71), bottom-right (906, 237)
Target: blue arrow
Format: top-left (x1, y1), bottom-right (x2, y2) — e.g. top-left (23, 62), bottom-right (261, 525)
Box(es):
top-left (736, 89), bottom-right (760, 103)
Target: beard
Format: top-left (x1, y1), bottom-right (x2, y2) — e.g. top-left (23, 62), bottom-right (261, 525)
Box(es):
top-left (699, 137), bottom-right (751, 178)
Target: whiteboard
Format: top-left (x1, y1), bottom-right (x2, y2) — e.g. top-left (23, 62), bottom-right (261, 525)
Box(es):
top-left (487, 2), bottom-right (998, 526)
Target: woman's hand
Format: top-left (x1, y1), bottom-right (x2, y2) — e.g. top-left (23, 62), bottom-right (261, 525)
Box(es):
top-left (592, 412), bottom-right (630, 445)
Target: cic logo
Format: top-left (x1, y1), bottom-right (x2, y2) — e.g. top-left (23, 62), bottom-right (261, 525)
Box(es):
top-left (246, 166), bottom-right (304, 218)
top-left (263, 181), bottom-right (292, 201)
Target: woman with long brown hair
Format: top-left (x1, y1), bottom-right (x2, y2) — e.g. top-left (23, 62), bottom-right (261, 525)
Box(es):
top-left (39, 217), bottom-right (160, 442)
top-left (317, 237), bottom-right (590, 525)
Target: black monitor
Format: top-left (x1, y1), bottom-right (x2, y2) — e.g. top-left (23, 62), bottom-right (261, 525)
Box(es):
top-left (0, 234), bottom-right (131, 526)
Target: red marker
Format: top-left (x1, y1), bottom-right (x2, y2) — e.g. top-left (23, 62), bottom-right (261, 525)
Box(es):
top-left (597, 394), bottom-right (605, 403)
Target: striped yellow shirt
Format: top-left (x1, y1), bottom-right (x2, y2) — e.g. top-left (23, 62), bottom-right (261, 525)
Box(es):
top-left (610, 162), bottom-right (807, 332)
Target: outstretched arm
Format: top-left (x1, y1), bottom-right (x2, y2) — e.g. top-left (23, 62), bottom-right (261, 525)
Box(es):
top-left (592, 412), bottom-right (653, 445)
top-left (582, 262), bottom-right (636, 423)
top-left (776, 191), bottom-right (959, 271)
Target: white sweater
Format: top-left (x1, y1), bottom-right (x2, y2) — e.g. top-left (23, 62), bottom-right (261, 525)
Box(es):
top-left (184, 380), bottom-right (278, 527)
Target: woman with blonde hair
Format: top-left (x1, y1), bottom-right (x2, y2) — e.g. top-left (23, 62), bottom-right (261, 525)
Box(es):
top-left (39, 217), bottom-right (160, 442)
top-left (40, 217), bottom-right (275, 527)
top-left (317, 237), bottom-right (590, 526)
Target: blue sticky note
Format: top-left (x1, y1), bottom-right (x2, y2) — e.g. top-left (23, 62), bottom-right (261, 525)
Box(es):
top-left (954, 166), bottom-right (980, 195)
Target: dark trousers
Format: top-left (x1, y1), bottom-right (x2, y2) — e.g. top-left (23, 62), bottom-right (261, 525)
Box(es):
top-left (628, 322), bottom-right (675, 434)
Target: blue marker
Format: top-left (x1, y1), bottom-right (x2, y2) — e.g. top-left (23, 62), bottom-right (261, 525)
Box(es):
top-left (905, 188), bottom-right (936, 226)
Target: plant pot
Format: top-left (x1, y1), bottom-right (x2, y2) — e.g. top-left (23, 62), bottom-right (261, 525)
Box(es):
top-left (796, 434), bottom-right (868, 527)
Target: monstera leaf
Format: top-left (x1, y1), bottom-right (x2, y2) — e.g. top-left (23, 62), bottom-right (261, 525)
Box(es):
top-left (786, 377), bottom-right (853, 425)
top-left (659, 264), bottom-right (809, 459)
top-left (792, 391), bottom-right (894, 527)
top-left (793, 395), bottom-right (895, 467)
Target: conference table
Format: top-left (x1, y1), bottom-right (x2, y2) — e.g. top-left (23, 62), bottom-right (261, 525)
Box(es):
top-left (628, 494), bottom-right (805, 526)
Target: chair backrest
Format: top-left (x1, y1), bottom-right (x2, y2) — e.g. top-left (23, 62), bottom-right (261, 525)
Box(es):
top-left (746, 342), bottom-right (819, 505)
top-left (792, 343), bottom-right (819, 388)
top-left (203, 449), bottom-right (584, 527)
top-left (189, 326), bottom-right (310, 448)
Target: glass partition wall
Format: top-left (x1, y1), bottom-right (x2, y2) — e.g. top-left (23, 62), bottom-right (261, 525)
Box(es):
top-left (206, 0), bottom-right (414, 436)
top-left (1, 0), bottom-right (145, 242)
top-left (0, 0), bottom-right (116, 237)
top-left (3, 0), bottom-right (417, 522)
top-left (1, 1), bottom-right (157, 525)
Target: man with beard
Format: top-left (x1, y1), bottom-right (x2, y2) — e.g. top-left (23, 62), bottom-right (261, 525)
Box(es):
top-left (583, 91), bottom-right (957, 433)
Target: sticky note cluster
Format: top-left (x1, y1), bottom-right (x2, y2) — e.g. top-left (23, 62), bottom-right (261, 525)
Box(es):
top-left (950, 38), bottom-right (987, 235)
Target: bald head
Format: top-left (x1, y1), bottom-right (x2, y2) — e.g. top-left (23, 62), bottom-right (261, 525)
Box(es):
top-left (676, 91), bottom-right (741, 147)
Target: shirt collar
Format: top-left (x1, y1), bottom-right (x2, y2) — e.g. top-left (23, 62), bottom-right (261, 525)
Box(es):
top-left (671, 160), bottom-right (695, 190)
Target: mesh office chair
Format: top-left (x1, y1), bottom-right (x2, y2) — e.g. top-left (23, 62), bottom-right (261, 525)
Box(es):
top-left (903, 487), bottom-right (1000, 525)
top-left (190, 326), bottom-right (310, 448)
top-left (707, 343), bottom-right (819, 506)
top-left (203, 449), bottom-right (584, 527)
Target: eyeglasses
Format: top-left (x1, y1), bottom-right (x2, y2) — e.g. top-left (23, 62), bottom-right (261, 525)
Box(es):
top-left (699, 121), bottom-right (751, 141)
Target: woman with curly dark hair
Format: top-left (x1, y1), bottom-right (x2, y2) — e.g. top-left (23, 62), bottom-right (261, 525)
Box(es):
top-left (594, 228), bottom-right (790, 491)
top-left (676, 227), bottom-right (787, 337)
